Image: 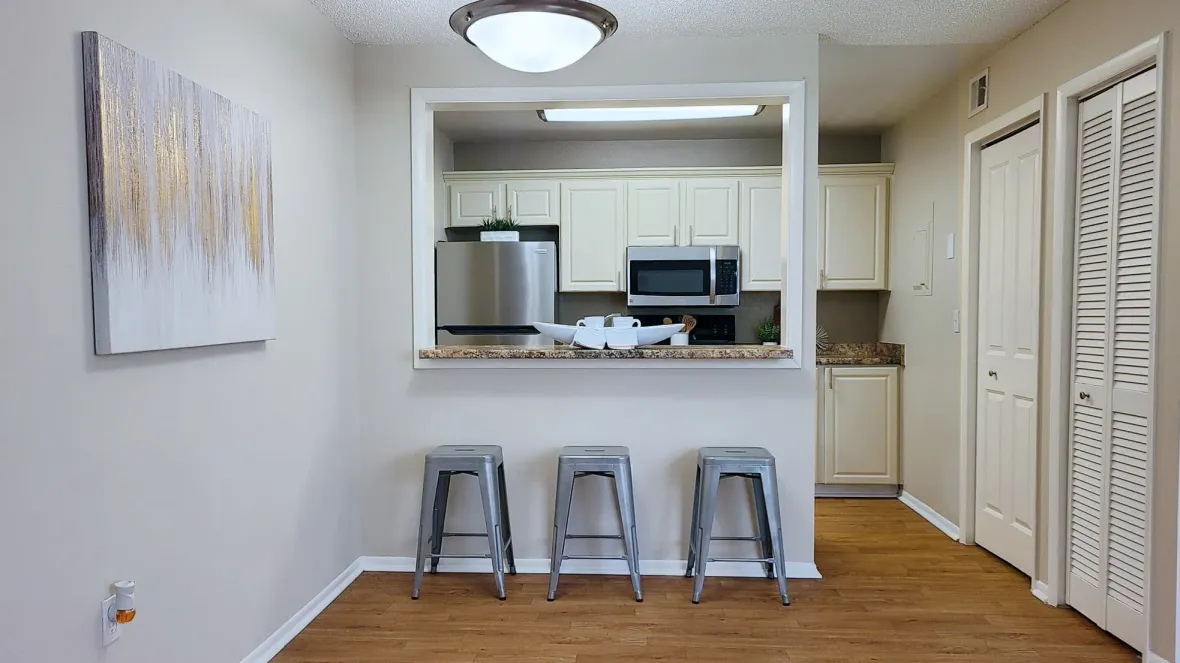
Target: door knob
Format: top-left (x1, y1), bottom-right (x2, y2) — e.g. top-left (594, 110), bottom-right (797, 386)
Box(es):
top-left (1079, 392), bottom-right (1090, 400)
top-left (988, 370), bottom-right (997, 378)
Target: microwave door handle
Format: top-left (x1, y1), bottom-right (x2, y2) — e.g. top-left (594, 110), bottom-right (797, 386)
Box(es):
top-left (709, 246), bottom-right (717, 304)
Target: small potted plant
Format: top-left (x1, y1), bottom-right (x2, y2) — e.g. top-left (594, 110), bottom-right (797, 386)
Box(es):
top-left (480, 206), bottom-right (520, 242)
top-left (756, 319), bottom-right (781, 346)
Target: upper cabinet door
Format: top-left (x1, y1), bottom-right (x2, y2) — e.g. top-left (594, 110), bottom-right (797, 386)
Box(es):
top-left (560, 181), bottom-right (626, 292)
top-left (507, 180), bottom-right (559, 226)
top-left (685, 179), bottom-right (740, 246)
top-left (739, 177), bottom-right (783, 291)
top-left (449, 181), bottom-right (506, 227)
top-left (818, 174), bottom-right (889, 290)
top-left (626, 179), bottom-right (682, 246)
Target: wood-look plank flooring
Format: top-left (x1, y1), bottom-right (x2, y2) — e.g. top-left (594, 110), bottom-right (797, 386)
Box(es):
top-left (274, 499), bottom-right (1138, 662)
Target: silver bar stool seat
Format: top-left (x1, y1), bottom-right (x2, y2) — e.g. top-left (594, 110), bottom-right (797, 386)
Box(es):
top-left (684, 446), bottom-right (789, 605)
top-left (548, 446), bottom-right (642, 602)
top-left (412, 445), bottom-right (516, 600)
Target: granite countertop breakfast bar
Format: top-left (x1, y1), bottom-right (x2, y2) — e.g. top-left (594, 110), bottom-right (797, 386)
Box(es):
top-left (817, 342), bottom-right (905, 366)
top-left (419, 344), bottom-right (794, 360)
top-left (419, 342), bottom-right (902, 364)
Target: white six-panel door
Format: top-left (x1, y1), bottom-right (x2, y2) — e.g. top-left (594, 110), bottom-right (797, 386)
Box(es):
top-left (1066, 68), bottom-right (1158, 653)
top-left (974, 124), bottom-right (1042, 578)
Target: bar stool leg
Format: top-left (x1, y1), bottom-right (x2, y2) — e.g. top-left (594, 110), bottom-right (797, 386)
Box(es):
top-left (547, 463), bottom-right (576, 601)
top-left (477, 463), bottom-right (507, 600)
top-left (684, 463), bottom-right (703, 578)
top-left (496, 462), bottom-right (517, 575)
top-left (759, 465), bottom-right (790, 606)
top-left (429, 472), bottom-right (452, 574)
top-left (614, 461), bottom-right (643, 602)
top-left (691, 466), bottom-right (721, 604)
top-left (412, 464), bottom-right (440, 599)
top-left (750, 475), bottom-right (774, 579)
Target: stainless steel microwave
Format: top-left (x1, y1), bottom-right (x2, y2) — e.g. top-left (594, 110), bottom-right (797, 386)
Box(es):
top-left (626, 246), bottom-right (740, 307)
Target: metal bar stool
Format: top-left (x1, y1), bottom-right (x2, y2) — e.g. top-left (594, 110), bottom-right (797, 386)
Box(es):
top-left (684, 446), bottom-right (788, 605)
top-left (548, 446), bottom-right (642, 602)
top-left (412, 445), bottom-right (516, 600)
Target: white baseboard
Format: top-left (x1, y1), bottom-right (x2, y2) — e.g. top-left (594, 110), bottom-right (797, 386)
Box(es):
top-left (360, 555), bottom-right (822, 579)
top-left (240, 557), bottom-right (363, 663)
top-left (1031, 580), bottom-right (1051, 605)
top-left (815, 484), bottom-right (900, 498)
top-left (243, 554), bottom-right (821, 662)
top-left (1146, 653), bottom-right (1171, 663)
top-left (898, 491), bottom-right (960, 541)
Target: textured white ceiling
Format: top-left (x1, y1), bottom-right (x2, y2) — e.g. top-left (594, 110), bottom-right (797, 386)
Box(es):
top-left (309, 0), bottom-right (1066, 46)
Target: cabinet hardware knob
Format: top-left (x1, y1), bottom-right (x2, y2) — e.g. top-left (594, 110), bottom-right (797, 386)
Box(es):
top-left (988, 370), bottom-right (997, 378)
top-left (1079, 392), bottom-right (1090, 400)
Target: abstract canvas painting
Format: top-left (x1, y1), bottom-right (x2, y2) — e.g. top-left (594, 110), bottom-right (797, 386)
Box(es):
top-left (82, 32), bottom-right (275, 355)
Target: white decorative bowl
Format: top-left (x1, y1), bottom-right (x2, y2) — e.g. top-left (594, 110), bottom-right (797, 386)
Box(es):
top-left (635, 324), bottom-right (686, 346)
top-left (532, 322), bottom-right (577, 345)
top-left (533, 322), bottom-right (685, 348)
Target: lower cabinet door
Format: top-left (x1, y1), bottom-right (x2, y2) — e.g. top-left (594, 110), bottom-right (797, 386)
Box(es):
top-left (822, 366), bottom-right (899, 484)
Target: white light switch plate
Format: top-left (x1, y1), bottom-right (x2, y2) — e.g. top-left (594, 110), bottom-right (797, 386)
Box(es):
top-left (101, 595), bottom-right (120, 647)
top-left (953, 310), bottom-right (961, 334)
top-left (946, 232), bottom-right (956, 259)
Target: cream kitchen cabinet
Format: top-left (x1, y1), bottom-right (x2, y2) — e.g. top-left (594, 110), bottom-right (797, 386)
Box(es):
top-left (685, 179), bottom-right (740, 246)
top-left (818, 168), bottom-right (891, 290)
top-left (506, 180), bottom-right (559, 225)
top-left (626, 178), bottom-right (739, 248)
top-left (739, 177), bottom-right (783, 291)
top-left (626, 179), bottom-right (682, 246)
top-left (448, 180), bottom-right (505, 227)
top-left (817, 366), bottom-right (899, 485)
top-left (449, 180), bottom-right (558, 227)
top-left (559, 180), bottom-right (626, 292)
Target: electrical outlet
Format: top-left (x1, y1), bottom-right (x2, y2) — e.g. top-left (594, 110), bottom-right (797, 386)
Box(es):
top-left (101, 595), bottom-right (120, 647)
top-left (946, 232), bottom-right (956, 259)
top-left (953, 310), bottom-right (961, 334)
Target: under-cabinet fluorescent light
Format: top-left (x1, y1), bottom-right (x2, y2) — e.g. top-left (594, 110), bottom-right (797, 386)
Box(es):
top-left (539, 105), bottom-right (765, 123)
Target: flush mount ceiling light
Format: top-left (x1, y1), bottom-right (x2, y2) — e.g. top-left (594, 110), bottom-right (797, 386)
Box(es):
top-left (449, 0), bottom-right (618, 74)
top-left (538, 105), bottom-right (767, 122)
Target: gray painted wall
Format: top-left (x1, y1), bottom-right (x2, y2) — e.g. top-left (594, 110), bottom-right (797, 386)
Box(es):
top-left (450, 133), bottom-right (881, 171)
top-left (0, 1), bottom-right (358, 661)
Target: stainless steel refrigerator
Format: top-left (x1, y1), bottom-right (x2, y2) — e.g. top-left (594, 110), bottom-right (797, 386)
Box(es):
top-left (435, 241), bottom-right (556, 346)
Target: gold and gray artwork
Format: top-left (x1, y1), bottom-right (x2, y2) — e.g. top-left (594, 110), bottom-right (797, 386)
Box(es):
top-left (82, 32), bottom-right (274, 354)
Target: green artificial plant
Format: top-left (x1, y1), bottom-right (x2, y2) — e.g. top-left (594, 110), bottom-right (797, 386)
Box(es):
top-left (756, 318), bottom-right (781, 344)
top-left (480, 205), bottom-right (519, 232)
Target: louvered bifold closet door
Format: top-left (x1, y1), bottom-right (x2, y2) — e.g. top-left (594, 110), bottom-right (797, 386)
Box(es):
top-left (1066, 67), bottom-right (1158, 654)
top-left (1103, 68), bottom-right (1157, 652)
top-left (1067, 85), bottom-right (1116, 630)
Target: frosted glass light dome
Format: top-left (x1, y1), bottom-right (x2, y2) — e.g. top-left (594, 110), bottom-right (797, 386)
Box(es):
top-left (451, 1), bottom-right (618, 74)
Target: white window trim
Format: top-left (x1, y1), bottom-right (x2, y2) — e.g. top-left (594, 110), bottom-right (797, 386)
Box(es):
top-left (1044, 34), bottom-right (1167, 647)
top-left (409, 82), bottom-right (808, 369)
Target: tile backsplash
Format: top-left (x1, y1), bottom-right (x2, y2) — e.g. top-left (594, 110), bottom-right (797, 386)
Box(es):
top-left (817, 291), bottom-right (881, 343)
top-left (558, 290), bottom-right (881, 344)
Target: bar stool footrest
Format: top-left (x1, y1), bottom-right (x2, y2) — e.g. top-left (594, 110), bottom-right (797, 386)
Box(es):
top-left (706, 557), bottom-right (773, 563)
top-left (440, 532), bottom-right (487, 538)
top-left (431, 553), bottom-right (492, 560)
top-left (709, 536), bottom-right (762, 542)
top-left (565, 534), bottom-right (623, 540)
top-left (562, 554), bottom-right (629, 560)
